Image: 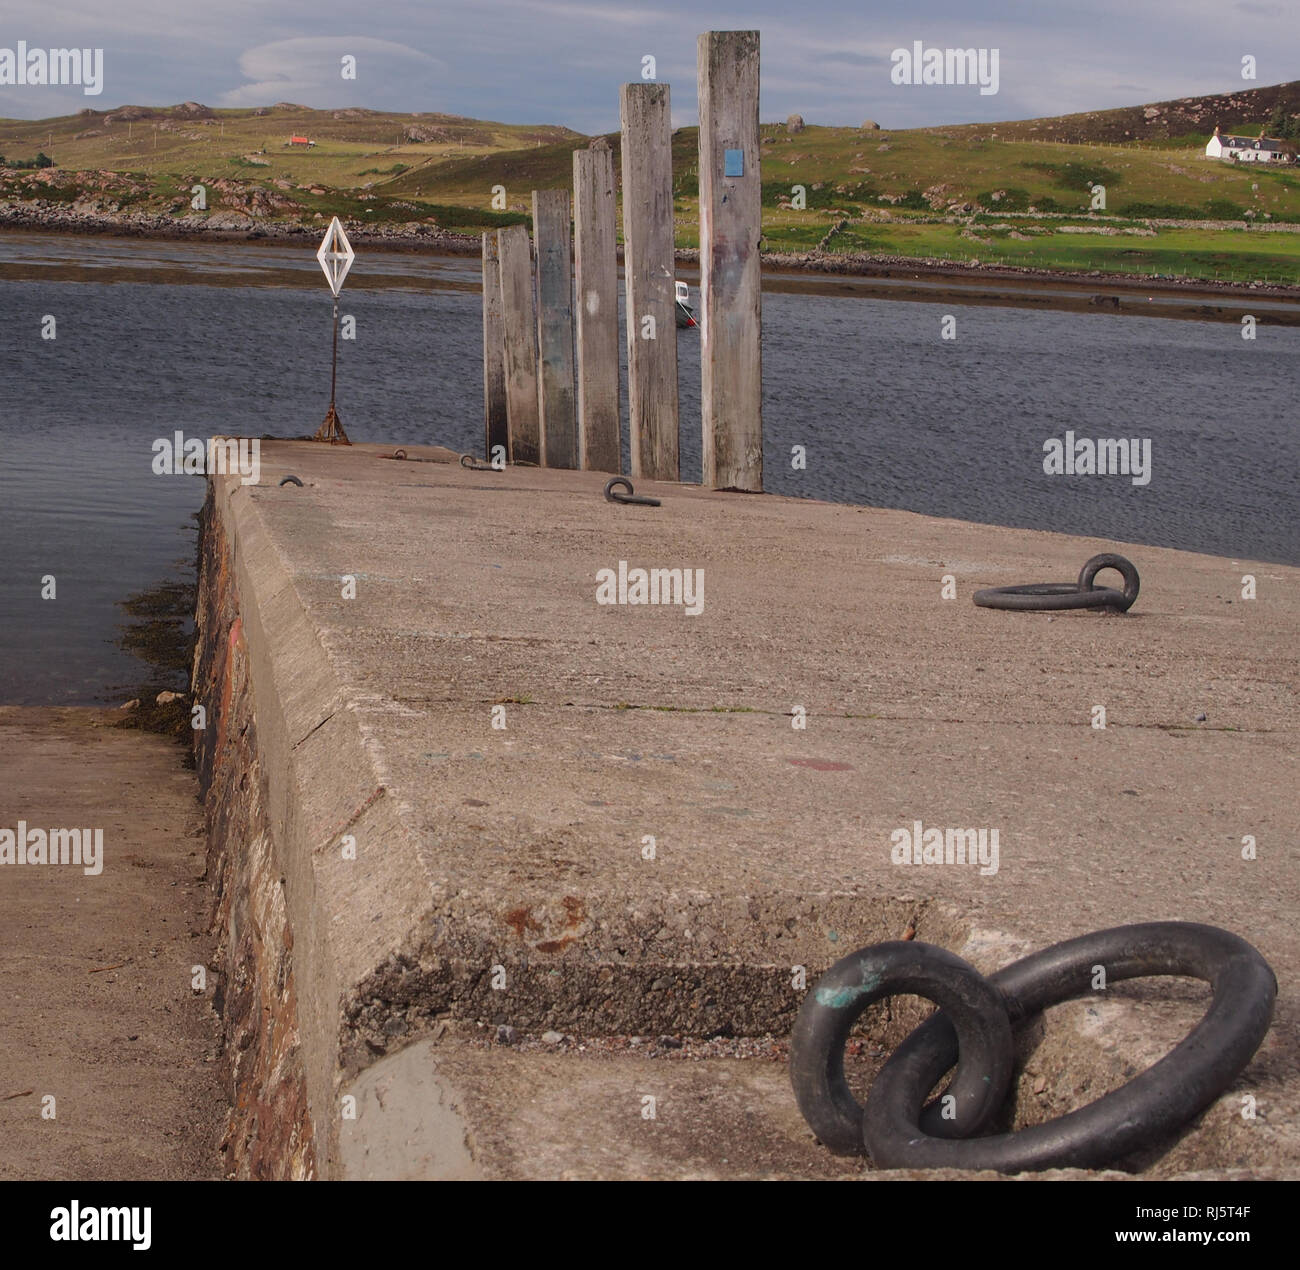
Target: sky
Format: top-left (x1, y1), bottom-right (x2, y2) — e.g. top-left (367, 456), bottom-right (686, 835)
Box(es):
top-left (0, 0), bottom-right (1295, 130)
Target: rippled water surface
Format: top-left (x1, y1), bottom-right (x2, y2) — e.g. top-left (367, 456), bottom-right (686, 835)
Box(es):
top-left (1, 232), bottom-right (1296, 704)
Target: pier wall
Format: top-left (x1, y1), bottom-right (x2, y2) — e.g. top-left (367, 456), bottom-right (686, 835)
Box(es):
top-left (190, 440), bottom-right (1298, 1179)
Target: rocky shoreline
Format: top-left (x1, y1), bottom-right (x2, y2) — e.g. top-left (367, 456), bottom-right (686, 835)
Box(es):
top-left (0, 199), bottom-right (484, 254)
top-left (4, 198), bottom-right (1298, 301)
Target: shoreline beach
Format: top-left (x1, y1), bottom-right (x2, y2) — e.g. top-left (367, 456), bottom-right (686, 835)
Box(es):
top-left (5, 213), bottom-right (1300, 323)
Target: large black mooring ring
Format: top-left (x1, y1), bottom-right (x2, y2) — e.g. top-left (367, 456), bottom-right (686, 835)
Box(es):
top-left (973, 553), bottom-right (1140, 612)
top-left (1077, 551), bottom-right (1140, 607)
top-left (789, 941), bottom-right (1015, 1156)
top-left (863, 922), bottom-right (1276, 1172)
top-left (972, 582), bottom-right (1129, 611)
top-left (603, 476), bottom-right (661, 507)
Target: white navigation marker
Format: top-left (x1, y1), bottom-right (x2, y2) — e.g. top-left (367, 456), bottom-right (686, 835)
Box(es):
top-left (316, 216), bottom-right (355, 297)
top-left (312, 216), bottom-right (355, 443)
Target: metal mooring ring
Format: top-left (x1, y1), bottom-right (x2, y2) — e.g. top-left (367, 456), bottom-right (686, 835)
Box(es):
top-left (279, 475), bottom-right (303, 487)
top-left (603, 476), bottom-right (661, 507)
top-left (862, 922), bottom-right (1276, 1173)
top-left (973, 553), bottom-right (1140, 612)
top-left (789, 941), bottom-right (1015, 1156)
top-left (461, 454), bottom-right (497, 471)
top-left (1078, 551), bottom-right (1140, 608)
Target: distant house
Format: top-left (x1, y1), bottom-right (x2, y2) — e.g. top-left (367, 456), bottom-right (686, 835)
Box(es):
top-left (286, 135), bottom-right (316, 148)
top-left (1205, 125), bottom-right (1292, 162)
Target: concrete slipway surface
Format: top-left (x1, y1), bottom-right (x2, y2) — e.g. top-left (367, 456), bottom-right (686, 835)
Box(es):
top-left (210, 440), bottom-right (1297, 1180)
top-left (0, 709), bottom-right (224, 1180)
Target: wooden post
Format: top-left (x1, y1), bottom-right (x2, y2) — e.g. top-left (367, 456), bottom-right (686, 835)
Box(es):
top-left (572, 148), bottom-right (621, 473)
top-left (698, 30), bottom-right (763, 491)
top-left (532, 189), bottom-right (578, 468)
top-left (496, 223), bottom-right (540, 465)
top-left (481, 232), bottom-right (508, 461)
top-left (619, 82), bottom-right (679, 482)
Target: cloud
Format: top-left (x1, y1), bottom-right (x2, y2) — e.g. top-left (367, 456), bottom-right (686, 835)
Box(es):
top-left (0, 2), bottom-right (1296, 129)
top-left (506, 0), bottom-right (677, 24)
top-left (220, 36), bottom-right (445, 109)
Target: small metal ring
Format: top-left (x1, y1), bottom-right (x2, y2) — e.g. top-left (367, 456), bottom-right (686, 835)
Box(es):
top-left (394, 449), bottom-right (408, 460)
top-left (789, 941), bottom-right (1015, 1156)
top-left (863, 922), bottom-right (1276, 1172)
top-left (279, 475), bottom-right (303, 487)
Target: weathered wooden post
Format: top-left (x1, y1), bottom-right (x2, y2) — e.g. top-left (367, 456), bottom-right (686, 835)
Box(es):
top-left (481, 231), bottom-right (508, 461)
top-left (496, 223), bottom-right (540, 465)
top-left (619, 82), bottom-right (679, 481)
top-left (698, 30), bottom-right (763, 491)
top-left (572, 147), bottom-right (621, 473)
top-left (532, 189), bottom-right (578, 468)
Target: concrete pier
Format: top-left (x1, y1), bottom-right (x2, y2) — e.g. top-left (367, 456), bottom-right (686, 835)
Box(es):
top-left (194, 441), bottom-right (1299, 1179)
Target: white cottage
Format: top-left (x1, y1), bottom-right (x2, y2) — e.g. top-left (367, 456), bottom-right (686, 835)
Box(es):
top-left (1206, 125), bottom-right (1291, 162)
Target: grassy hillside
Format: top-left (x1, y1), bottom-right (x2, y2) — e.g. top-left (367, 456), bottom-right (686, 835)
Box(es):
top-left (386, 112), bottom-right (1300, 282)
top-left (935, 79), bottom-right (1300, 145)
top-left (0, 101), bottom-right (578, 236)
top-left (5, 88), bottom-right (1300, 283)
top-left (0, 101), bottom-right (580, 181)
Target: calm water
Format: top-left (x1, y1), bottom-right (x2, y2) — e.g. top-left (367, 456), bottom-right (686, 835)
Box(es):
top-left (0, 232), bottom-right (1296, 705)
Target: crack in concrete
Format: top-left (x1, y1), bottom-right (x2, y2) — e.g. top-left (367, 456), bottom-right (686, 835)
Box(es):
top-left (319, 784), bottom-right (389, 847)
top-left (293, 708), bottom-right (339, 750)
top-left (387, 695), bottom-right (1281, 732)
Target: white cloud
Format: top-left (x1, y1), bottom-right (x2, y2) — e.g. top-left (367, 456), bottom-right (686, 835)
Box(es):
top-left (220, 36), bottom-right (445, 108)
top-left (501, 0), bottom-right (678, 24)
top-left (0, 1), bottom-right (1296, 129)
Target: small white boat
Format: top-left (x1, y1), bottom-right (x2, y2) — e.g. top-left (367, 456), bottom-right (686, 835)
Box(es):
top-left (675, 280), bottom-right (698, 329)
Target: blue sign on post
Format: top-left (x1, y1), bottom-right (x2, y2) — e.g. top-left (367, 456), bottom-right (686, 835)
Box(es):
top-left (724, 148), bottom-right (744, 177)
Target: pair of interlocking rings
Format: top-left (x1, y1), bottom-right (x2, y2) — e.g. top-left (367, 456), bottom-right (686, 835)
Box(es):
top-left (974, 552), bottom-right (1140, 612)
top-left (790, 923), bottom-right (1275, 1171)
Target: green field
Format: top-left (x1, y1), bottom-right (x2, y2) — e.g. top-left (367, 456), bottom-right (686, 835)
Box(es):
top-left (385, 121), bottom-right (1300, 283)
top-left (0, 103), bottom-right (576, 237)
top-left (0, 102), bottom-right (580, 185)
top-left (4, 88), bottom-right (1300, 284)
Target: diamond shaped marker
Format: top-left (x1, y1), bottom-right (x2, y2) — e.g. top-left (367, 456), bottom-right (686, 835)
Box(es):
top-left (316, 216), bottom-right (354, 297)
